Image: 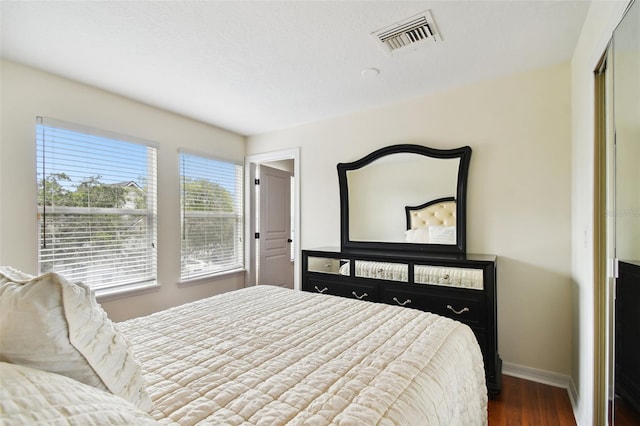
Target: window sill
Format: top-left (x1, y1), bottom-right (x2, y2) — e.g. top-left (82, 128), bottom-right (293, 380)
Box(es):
top-left (95, 281), bottom-right (160, 303)
top-left (178, 268), bottom-right (245, 287)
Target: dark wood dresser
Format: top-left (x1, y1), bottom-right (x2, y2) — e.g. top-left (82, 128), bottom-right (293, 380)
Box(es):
top-left (615, 260), bottom-right (640, 414)
top-left (302, 247), bottom-right (502, 397)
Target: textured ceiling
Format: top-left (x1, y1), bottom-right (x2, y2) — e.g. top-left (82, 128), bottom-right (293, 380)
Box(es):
top-left (1, 1), bottom-right (592, 136)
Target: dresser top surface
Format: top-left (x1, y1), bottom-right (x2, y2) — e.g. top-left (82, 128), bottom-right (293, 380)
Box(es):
top-left (304, 247), bottom-right (496, 263)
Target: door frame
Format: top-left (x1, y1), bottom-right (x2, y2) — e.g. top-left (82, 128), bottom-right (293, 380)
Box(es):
top-left (245, 148), bottom-right (300, 290)
top-left (593, 48), bottom-right (611, 425)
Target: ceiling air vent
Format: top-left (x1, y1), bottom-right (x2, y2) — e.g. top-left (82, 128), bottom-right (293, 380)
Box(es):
top-left (372, 10), bottom-right (440, 54)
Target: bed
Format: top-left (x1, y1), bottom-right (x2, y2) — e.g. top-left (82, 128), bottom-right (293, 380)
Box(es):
top-left (0, 267), bottom-right (488, 425)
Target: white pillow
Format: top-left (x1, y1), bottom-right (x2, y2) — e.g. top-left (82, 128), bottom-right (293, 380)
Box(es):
top-left (0, 266), bottom-right (152, 412)
top-left (0, 362), bottom-right (158, 425)
top-left (428, 225), bottom-right (456, 244)
top-left (405, 228), bottom-right (431, 243)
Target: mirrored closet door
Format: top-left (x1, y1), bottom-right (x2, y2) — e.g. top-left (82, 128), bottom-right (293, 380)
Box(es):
top-left (610, 0), bottom-right (640, 424)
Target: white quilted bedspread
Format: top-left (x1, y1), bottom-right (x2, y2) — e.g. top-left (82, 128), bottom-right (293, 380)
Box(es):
top-left (120, 286), bottom-right (487, 425)
top-left (0, 362), bottom-right (158, 425)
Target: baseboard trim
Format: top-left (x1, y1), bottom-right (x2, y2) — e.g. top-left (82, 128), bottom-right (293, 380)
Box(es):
top-left (502, 362), bottom-right (579, 424)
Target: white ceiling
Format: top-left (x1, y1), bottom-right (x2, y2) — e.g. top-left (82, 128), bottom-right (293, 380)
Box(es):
top-left (1, 1), bottom-right (592, 136)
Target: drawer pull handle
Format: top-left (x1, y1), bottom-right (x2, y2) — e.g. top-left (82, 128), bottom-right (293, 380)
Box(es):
top-left (393, 297), bottom-right (412, 306)
top-left (352, 291), bottom-right (368, 300)
top-left (447, 304), bottom-right (470, 315)
top-left (314, 286), bottom-right (328, 294)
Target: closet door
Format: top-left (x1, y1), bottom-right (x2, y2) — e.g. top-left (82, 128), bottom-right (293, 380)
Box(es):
top-left (612, 1), bottom-right (640, 423)
top-left (613, 1), bottom-right (639, 261)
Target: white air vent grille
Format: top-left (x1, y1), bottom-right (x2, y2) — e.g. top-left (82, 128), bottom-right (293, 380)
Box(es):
top-left (372, 10), bottom-right (440, 53)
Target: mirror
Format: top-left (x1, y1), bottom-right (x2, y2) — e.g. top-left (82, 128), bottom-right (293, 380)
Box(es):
top-left (338, 144), bottom-right (471, 254)
top-left (611, 0), bottom-right (640, 423)
top-left (307, 256), bottom-right (349, 275)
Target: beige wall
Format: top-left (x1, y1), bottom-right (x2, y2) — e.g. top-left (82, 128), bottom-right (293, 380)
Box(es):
top-left (248, 62), bottom-right (574, 376)
top-left (0, 60), bottom-right (246, 321)
top-left (570, 1), bottom-right (630, 424)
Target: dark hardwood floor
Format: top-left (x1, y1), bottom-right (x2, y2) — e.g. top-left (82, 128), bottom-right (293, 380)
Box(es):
top-left (613, 397), bottom-right (640, 426)
top-left (489, 375), bottom-right (576, 425)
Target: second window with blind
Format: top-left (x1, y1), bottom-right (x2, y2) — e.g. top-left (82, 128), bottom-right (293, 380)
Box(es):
top-left (179, 151), bottom-right (244, 281)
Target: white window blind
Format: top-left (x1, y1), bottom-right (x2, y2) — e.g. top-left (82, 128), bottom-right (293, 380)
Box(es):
top-left (36, 117), bottom-right (158, 291)
top-left (180, 151), bottom-right (244, 281)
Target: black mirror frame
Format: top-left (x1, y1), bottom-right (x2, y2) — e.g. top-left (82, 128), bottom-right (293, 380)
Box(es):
top-left (337, 144), bottom-right (472, 255)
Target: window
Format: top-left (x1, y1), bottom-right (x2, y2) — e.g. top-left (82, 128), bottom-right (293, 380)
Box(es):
top-left (180, 151), bottom-right (243, 281)
top-left (36, 117), bottom-right (157, 292)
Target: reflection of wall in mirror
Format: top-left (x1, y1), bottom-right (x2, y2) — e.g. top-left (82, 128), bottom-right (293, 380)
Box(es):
top-left (307, 256), bottom-right (342, 274)
top-left (348, 157), bottom-right (458, 242)
top-left (614, 47), bottom-right (640, 260)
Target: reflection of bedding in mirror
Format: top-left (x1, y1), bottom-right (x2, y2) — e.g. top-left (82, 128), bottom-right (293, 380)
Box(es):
top-left (347, 260), bottom-right (409, 282)
top-left (338, 261), bottom-right (483, 289)
top-left (347, 154), bottom-right (459, 244)
top-left (405, 226), bottom-right (456, 244)
top-left (428, 226), bottom-right (456, 243)
top-left (413, 265), bottom-right (483, 289)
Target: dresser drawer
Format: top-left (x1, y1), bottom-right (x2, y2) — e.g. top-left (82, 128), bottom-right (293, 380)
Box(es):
top-left (303, 278), bottom-right (379, 302)
top-left (380, 285), bottom-right (485, 327)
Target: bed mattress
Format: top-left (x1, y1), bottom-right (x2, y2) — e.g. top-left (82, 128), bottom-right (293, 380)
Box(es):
top-left (120, 285), bottom-right (487, 425)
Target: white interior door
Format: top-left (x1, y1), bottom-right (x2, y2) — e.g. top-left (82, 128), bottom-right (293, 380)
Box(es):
top-left (258, 165), bottom-right (293, 288)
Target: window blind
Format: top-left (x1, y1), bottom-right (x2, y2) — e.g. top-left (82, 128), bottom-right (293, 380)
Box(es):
top-left (36, 117), bottom-right (158, 291)
top-left (180, 151), bottom-right (243, 281)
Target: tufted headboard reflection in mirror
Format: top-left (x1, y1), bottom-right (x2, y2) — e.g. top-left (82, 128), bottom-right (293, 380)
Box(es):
top-left (337, 144), bottom-right (471, 254)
